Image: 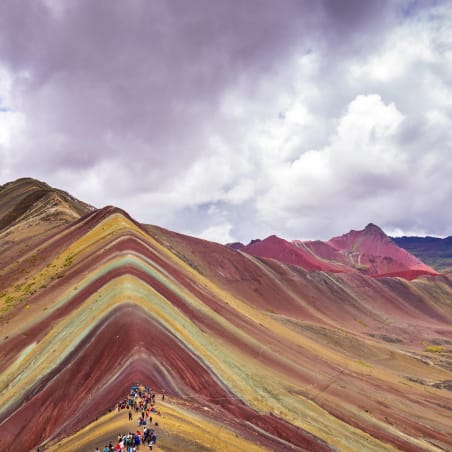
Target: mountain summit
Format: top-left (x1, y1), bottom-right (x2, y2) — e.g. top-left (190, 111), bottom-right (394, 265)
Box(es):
top-left (327, 223), bottom-right (438, 278)
top-left (0, 177), bottom-right (94, 267)
top-left (0, 177), bottom-right (93, 230)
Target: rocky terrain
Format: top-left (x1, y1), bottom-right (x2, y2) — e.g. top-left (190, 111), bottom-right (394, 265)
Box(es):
top-left (0, 178), bottom-right (451, 451)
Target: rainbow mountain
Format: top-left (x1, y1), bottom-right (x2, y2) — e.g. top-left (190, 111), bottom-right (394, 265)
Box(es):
top-left (0, 178), bottom-right (451, 451)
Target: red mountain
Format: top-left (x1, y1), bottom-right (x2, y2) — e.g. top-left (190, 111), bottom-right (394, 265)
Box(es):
top-left (328, 223), bottom-right (439, 278)
top-left (239, 223), bottom-right (439, 280)
top-left (241, 235), bottom-right (349, 273)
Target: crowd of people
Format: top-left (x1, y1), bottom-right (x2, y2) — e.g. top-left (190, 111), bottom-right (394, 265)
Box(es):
top-left (96, 384), bottom-right (163, 451)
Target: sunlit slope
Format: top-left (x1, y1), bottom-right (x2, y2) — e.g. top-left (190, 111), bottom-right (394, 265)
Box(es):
top-left (0, 207), bottom-right (451, 451)
top-left (0, 177), bottom-right (94, 268)
top-left (49, 401), bottom-right (270, 452)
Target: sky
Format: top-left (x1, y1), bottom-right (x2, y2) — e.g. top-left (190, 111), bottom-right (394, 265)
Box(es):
top-left (0, 0), bottom-right (451, 243)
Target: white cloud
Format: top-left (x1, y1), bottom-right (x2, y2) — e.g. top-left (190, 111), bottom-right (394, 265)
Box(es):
top-left (198, 222), bottom-right (234, 244)
top-left (0, 1), bottom-right (451, 241)
top-left (0, 109), bottom-right (24, 147)
top-left (0, 67), bottom-right (25, 176)
top-left (255, 94), bottom-right (409, 237)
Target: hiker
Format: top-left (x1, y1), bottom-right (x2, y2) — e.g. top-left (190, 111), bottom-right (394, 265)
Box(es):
top-left (142, 428), bottom-right (149, 445)
top-left (149, 432), bottom-right (157, 451)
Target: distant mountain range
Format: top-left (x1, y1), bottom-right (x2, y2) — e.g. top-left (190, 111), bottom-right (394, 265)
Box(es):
top-left (230, 224), bottom-right (447, 280)
top-left (1, 178), bottom-right (451, 451)
top-left (392, 235), bottom-right (452, 274)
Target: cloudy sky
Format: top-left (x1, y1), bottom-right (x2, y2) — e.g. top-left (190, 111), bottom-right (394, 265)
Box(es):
top-left (0, 0), bottom-right (451, 243)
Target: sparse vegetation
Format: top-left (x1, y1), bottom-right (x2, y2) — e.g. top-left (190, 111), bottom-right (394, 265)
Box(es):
top-left (425, 345), bottom-right (445, 353)
top-left (23, 282), bottom-right (35, 293)
top-left (355, 360), bottom-right (372, 368)
top-left (5, 295), bottom-right (15, 304)
top-left (63, 254), bottom-right (74, 267)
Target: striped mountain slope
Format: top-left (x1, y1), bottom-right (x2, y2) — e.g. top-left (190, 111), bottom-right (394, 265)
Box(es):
top-left (0, 181), bottom-right (451, 451)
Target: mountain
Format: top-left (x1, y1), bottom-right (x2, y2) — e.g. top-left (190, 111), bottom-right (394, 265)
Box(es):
top-left (0, 177), bottom-right (94, 267)
top-left (0, 179), bottom-right (451, 451)
top-left (240, 234), bottom-right (350, 273)
top-left (327, 223), bottom-right (439, 278)
top-left (393, 235), bottom-right (452, 274)
top-left (0, 177), bottom-right (93, 229)
top-left (239, 223), bottom-right (439, 280)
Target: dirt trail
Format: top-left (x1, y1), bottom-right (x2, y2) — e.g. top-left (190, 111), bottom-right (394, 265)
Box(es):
top-left (47, 400), bottom-right (268, 452)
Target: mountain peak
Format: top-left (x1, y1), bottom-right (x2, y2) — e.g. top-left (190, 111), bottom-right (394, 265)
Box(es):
top-left (0, 177), bottom-right (50, 193)
top-left (0, 178), bottom-right (94, 227)
top-left (364, 222), bottom-right (384, 232)
top-left (0, 178), bottom-right (95, 265)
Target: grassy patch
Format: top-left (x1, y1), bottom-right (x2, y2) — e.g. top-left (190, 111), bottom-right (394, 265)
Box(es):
top-left (5, 295), bottom-right (15, 305)
top-left (425, 345), bottom-right (445, 353)
top-left (355, 360), bottom-right (372, 368)
top-left (63, 255), bottom-right (74, 267)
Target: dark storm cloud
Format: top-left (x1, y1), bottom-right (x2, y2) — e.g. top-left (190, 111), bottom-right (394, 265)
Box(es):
top-left (0, 0), bottom-right (451, 242)
top-left (0, 1), bottom-right (317, 179)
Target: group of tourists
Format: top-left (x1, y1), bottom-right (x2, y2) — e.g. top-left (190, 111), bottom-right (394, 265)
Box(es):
top-left (96, 384), bottom-right (163, 451)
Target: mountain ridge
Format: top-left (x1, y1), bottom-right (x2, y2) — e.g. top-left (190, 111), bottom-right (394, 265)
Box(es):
top-left (0, 177), bottom-right (95, 271)
top-left (0, 177), bottom-right (94, 229)
top-left (392, 235), bottom-right (452, 274)
top-left (1, 178), bottom-right (451, 451)
top-left (237, 224), bottom-right (439, 280)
